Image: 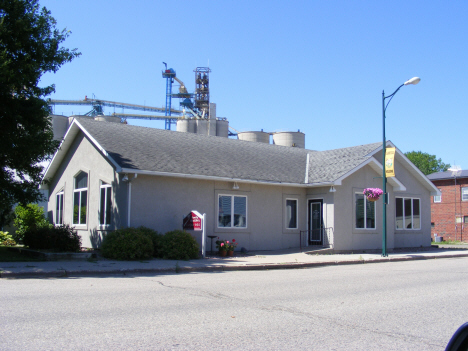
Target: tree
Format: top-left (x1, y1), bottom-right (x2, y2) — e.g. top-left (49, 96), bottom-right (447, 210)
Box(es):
top-left (0, 0), bottom-right (80, 226)
top-left (405, 151), bottom-right (450, 175)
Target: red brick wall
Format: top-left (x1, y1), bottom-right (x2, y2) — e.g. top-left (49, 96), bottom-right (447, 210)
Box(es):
top-left (431, 177), bottom-right (468, 242)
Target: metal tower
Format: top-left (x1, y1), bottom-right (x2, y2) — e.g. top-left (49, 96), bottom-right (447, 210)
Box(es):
top-left (194, 67), bottom-right (211, 118)
top-left (162, 62), bottom-right (177, 130)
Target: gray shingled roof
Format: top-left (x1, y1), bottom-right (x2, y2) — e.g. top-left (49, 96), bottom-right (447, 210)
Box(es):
top-left (427, 170), bottom-right (468, 180)
top-left (76, 118), bottom-right (381, 185)
top-left (307, 143), bottom-right (381, 183)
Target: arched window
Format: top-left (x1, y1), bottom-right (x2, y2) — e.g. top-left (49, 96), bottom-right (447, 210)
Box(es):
top-left (73, 171), bottom-right (88, 225)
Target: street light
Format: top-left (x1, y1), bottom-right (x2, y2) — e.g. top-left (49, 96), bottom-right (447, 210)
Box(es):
top-left (448, 166), bottom-right (462, 241)
top-left (382, 77), bottom-right (420, 257)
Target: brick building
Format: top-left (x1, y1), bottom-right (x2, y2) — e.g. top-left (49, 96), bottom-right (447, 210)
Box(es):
top-left (427, 170), bottom-right (468, 242)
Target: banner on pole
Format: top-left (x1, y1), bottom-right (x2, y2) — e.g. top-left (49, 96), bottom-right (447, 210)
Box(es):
top-left (385, 147), bottom-right (396, 178)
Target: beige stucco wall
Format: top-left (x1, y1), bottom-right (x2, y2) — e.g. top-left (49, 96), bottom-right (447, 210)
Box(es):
top-left (47, 133), bottom-right (120, 248)
top-left (330, 154), bottom-right (432, 252)
top-left (129, 176), bottom-right (308, 251)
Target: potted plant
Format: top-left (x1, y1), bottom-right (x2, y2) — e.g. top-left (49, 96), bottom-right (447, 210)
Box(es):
top-left (216, 239), bottom-right (228, 257)
top-left (226, 239), bottom-right (238, 256)
top-left (216, 239), bottom-right (238, 256)
top-left (363, 188), bottom-right (383, 202)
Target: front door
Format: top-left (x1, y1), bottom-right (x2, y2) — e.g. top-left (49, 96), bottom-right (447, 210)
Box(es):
top-left (309, 199), bottom-right (323, 245)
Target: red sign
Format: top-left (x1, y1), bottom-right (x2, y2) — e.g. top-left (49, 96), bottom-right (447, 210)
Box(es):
top-left (183, 211), bottom-right (203, 231)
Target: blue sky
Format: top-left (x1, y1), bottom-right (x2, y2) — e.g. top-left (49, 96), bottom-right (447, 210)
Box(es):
top-left (38, 0), bottom-right (468, 169)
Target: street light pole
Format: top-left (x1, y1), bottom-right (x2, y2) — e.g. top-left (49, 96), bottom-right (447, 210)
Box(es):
top-left (381, 77), bottom-right (420, 257)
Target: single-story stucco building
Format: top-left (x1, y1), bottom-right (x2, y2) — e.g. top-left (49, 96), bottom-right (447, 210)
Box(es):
top-left (41, 118), bottom-right (438, 252)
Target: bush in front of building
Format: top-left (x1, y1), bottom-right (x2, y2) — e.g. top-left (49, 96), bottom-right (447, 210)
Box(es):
top-left (160, 229), bottom-right (199, 260)
top-left (13, 203), bottom-right (52, 242)
top-left (135, 226), bottom-right (163, 258)
top-left (100, 227), bottom-right (199, 261)
top-left (23, 225), bottom-right (81, 252)
top-left (0, 231), bottom-right (16, 246)
top-left (101, 227), bottom-right (153, 260)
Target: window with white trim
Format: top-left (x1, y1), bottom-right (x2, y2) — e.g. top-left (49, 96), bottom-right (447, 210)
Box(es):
top-left (73, 171), bottom-right (88, 225)
top-left (355, 193), bottom-right (375, 229)
top-left (462, 188), bottom-right (468, 202)
top-left (395, 197), bottom-right (420, 230)
top-left (434, 189), bottom-right (441, 203)
top-left (99, 181), bottom-right (112, 225)
top-left (285, 199), bottom-right (298, 229)
top-left (218, 195), bottom-right (247, 228)
top-left (55, 190), bottom-right (64, 225)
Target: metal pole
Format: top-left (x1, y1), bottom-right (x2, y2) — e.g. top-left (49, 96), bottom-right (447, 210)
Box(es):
top-left (455, 176), bottom-right (457, 241)
top-left (382, 90), bottom-right (388, 257)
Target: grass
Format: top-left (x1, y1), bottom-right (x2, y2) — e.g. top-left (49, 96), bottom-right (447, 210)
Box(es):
top-left (0, 246), bottom-right (44, 262)
top-left (432, 240), bottom-right (466, 245)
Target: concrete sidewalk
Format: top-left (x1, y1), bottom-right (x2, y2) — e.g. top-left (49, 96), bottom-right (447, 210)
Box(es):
top-left (2, 245), bottom-right (468, 279)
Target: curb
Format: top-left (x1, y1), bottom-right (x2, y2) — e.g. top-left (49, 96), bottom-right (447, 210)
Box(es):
top-left (3, 252), bottom-right (468, 279)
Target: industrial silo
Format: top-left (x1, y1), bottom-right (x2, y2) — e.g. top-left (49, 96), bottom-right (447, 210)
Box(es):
top-left (216, 119), bottom-right (229, 137)
top-left (94, 116), bottom-right (121, 123)
top-left (50, 115), bottom-right (70, 141)
top-left (196, 119), bottom-right (208, 135)
top-left (176, 119), bottom-right (196, 133)
top-left (237, 131), bottom-right (270, 144)
top-left (272, 131), bottom-right (305, 148)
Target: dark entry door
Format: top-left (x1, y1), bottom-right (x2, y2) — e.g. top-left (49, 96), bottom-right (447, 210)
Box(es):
top-left (309, 199), bottom-right (323, 245)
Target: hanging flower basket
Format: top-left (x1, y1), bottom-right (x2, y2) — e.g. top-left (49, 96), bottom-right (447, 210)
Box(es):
top-left (363, 188), bottom-right (383, 202)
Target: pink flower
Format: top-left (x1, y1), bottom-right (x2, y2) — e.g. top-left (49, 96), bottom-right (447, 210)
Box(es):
top-left (227, 241), bottom-right (230, 244)
top-left (220, 243), bottom-right (224, 247)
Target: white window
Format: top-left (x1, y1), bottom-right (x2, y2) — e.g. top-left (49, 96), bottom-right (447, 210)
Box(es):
top-left (355, 193), bottom-right (376, 229)
top-left (462, 188), bottom-right (468, 202)
top-left (434, 189), bottom-right (441, 203)
top-left (99, 181), bottom-right (112, 225)
top-left (55, 190), bottom-right (64, 225)
top-left (395, 197), bottom-right (420, 230)
top-left (218, 195), bottom-right (247, 228)
top-left (286, 199), bottom-right (298, 229)
top-left (73, 171), bottom-right (88, 225)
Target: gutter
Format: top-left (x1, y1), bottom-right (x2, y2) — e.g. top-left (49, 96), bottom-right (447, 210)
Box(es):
top-left (120, 168), bottom-right (335, 188)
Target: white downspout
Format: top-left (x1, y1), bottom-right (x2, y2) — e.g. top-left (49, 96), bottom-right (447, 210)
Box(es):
top-left (127, 182), bottom-right (131, 227)
top-left (127, 174), bottom-right (137, 227)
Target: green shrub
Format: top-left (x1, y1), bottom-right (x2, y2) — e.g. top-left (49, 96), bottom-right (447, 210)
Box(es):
top-left (160, 230), bottom-right (199, 260)
top-left (23, 225), bottom-right (81, 252)
top-left (13, 204), bottom-right (52, 242)
top-left (101, 227), bottom-right (153, 260)
top-left (135, 226), bottom-right (163, 258)
top-left (0, 231), bottom-right (16, 246)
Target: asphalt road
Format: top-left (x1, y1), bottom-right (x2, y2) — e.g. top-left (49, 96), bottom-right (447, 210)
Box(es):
top-left (2, 257), bottom-right (467, 350)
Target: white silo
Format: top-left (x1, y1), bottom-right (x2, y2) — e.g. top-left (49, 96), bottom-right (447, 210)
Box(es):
top-left (176, 119), bottom-right (196, 133)
top-left (238, 131), bottom-right (270, 144)
top-left (216, 119), bottom-right (229, 137)
top-left (94, 116), bottom-right (121, 123)
top-left (272, 131), bottom-right (305, 148)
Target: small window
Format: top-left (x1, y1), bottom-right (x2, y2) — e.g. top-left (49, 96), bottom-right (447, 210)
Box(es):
top-left (55, 191), bottom-right (64, 225)
top-left (73, 171), bottom-right (88, 225)
top-left (464, 216), bottom-right (468, 224)
top-left (462, 188), bottom-right (468, 202)
top-left (355, 193), bottom-right (375, 229)
top-left (396, 197), bottom-right (420, 230)
top-left (100, 181), bottom-right (112, 225)
top-left (218, 195), bottom-right (247, 228)
top-left (434, 189), bottom-right (441, 203)
top-left (286, 199), bottom-right (298, 229)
